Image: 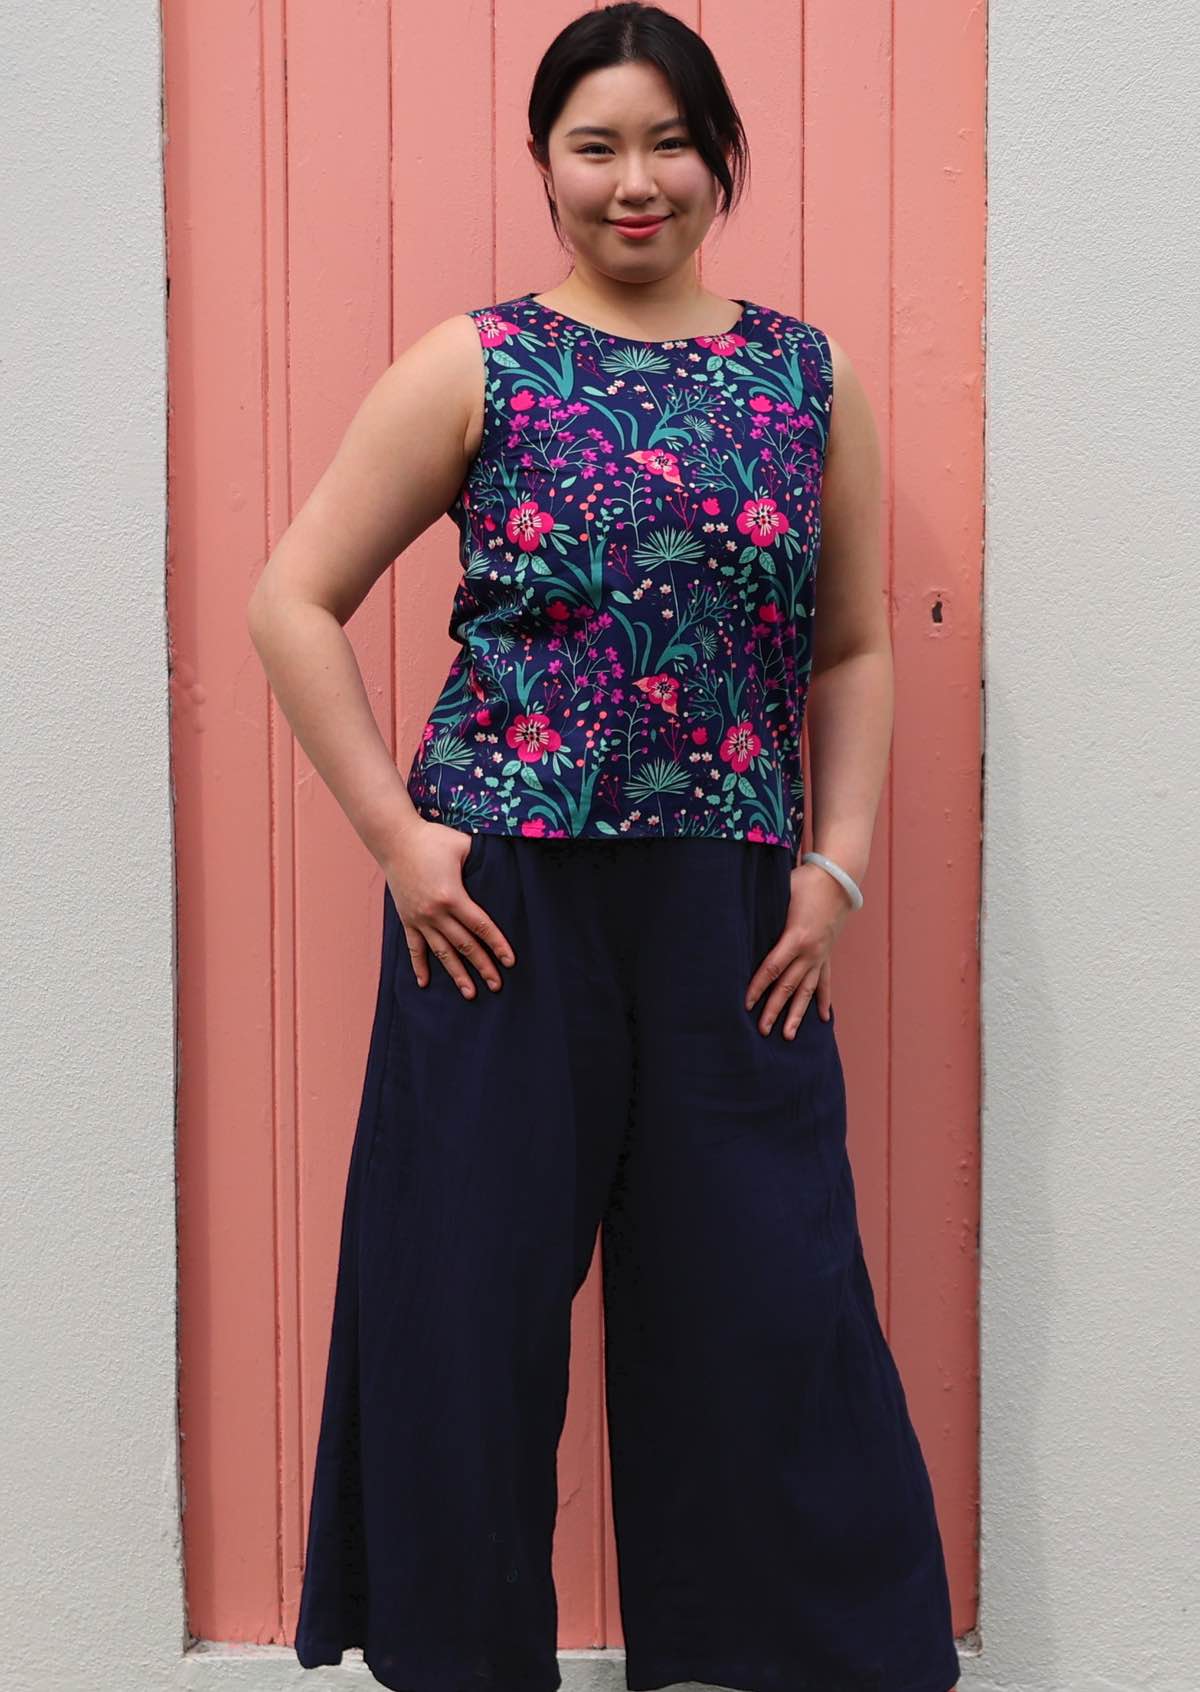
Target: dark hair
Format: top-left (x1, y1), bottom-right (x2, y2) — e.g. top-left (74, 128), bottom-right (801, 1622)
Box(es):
top-left (528, 2), bottom-right (750, 246)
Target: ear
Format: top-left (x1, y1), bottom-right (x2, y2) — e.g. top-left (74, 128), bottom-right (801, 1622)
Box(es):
top-left (526, 138), bottom-right (559, 213)
top-left (526, 135), bottom-right (551, 189)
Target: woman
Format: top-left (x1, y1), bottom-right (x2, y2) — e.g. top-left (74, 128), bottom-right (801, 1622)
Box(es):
top-left (249, 6), bottom-right (960, 1691)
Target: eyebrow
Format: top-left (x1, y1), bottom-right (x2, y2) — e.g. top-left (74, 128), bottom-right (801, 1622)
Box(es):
top-left (563, 118), bottom-right (686, 138)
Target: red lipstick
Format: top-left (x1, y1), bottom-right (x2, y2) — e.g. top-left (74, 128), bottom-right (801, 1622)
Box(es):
top-left (609, 215), bottom-right (670, 240)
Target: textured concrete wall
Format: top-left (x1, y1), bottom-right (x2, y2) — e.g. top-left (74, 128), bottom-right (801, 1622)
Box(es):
top-left (979, 3), bottom-right (1200, 1688)
top-left (0, 1), bottom-right (183, 1689)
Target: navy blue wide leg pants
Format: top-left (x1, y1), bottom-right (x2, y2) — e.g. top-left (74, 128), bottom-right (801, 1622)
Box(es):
top-left (294, 836), bottom-right (960, 1692)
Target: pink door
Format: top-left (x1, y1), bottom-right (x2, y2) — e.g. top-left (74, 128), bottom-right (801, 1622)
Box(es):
top-left (165, 0), bottom-right (982, 1658)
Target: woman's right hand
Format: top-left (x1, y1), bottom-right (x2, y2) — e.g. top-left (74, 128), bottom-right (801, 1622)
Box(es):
top-left (384, 820), bottom-right (515, 997)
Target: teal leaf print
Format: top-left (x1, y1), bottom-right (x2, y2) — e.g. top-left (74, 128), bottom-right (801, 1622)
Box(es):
top-left (604, 345), bottom-right (675, 376)
top-left (423, 731), bottom-right (474, 770)
top-left (624, 759), bottom-right (694, 804)
top-left (633, 527), bottom-right (708, 571)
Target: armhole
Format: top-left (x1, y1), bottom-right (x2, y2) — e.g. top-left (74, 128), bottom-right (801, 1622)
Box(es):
top-left (802, 323), bottom-right (832, 579)
top-left (448, 306), bottom-right (508, 518)
top-left (805, 322), bottom-right (834, 464)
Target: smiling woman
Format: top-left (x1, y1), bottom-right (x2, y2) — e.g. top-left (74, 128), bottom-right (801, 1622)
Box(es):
top-left (523, 75), bottom-right (739, 329)
top-left (249, 6), bottom-right (964, 1692)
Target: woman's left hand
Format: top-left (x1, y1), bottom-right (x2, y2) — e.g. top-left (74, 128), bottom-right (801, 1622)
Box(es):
top-left (744, 861), bottom-right (855, 1038)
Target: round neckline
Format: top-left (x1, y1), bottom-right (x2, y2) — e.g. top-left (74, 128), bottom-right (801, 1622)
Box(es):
top-left (522, 291), bottom-right (751, 346)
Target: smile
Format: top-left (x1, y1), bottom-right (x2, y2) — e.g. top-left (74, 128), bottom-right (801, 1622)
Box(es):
top-left (609, 216), bottom-right (671, 240)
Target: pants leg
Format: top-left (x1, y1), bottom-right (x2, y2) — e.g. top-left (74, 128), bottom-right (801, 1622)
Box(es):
top-left (296, 833), bottom-right (961, 1692)
top-left (295, 833), bottom-right (633, 1692)
top-left (601, 841), bottom-right (961, 1692)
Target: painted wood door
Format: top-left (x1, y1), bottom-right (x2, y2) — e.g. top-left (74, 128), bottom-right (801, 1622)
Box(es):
top-left (165, 0), bottom-right (982, 1659)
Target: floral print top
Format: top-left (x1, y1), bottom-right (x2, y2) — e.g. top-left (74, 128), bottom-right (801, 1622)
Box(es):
top-left (405, 291), bottom-right (833, 854)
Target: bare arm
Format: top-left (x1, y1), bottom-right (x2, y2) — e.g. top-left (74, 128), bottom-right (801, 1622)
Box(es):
top-left (804, 335), bottom-right (893, 889)
top-left (246, 312), bottom-right (480, 868)
top-left (246, 312), bottom-right (517, 998)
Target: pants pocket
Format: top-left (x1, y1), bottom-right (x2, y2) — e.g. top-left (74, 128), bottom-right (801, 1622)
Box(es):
top-left (461, 830), bottom-right (485, 882)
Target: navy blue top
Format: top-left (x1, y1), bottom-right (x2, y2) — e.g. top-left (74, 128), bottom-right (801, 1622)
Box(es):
top-left (405, 291), bottom-right (833, 853)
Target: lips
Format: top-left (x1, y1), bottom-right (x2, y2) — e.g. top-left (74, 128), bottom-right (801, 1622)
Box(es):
top-left (609, 215), bottom-right (671, 241)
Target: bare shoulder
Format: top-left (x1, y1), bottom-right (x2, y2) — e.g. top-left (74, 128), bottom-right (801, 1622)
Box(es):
top-left (426, 311), bottom-right (486, 458)
top-left (822, 331), bottom-right (857, 410)
top-left (381, 310), bottom-right (486, 461)
top-left (820, 332), bottom-right (879, 469)
top-left (247, 309), bottom-right (487, 626)
top-left (808, 331), bottom-right (886, 666)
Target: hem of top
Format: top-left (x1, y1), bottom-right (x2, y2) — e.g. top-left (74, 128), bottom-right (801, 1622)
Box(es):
top-left (624, 1649), bottom-right (962, 1692)
top-left (416, 819), bottom-right (799, 854)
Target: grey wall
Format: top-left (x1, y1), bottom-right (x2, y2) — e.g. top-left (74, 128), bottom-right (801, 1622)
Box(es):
top-left (0, 1), bottom-right (183, 1690)
top-left (978, 3), bottom-right (1200, 1689)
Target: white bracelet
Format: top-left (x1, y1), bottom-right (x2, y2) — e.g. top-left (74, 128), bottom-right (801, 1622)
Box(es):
top-left (800, 850), bottom-right (864, 911)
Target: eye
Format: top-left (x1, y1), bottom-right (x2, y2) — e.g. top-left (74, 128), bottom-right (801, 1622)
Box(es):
top-left (577, 138), bottom-right (690, 156)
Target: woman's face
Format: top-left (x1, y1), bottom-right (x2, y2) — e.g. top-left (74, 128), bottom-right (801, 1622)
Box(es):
top-left (530, 60), bottom-right (722, 281)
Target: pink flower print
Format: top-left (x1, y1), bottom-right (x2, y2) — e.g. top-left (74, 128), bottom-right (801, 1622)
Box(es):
top-left (736, 497), bottom-right (791, 546)
top-left (506, 712), bottom-right (563, 762)
top-left (627, 447), bottom-right (684, 487)
top-left (690, 726), bottom-right (708, 745)
top-left (701, 497), bottom-right (722, 516)
top-left (745, 824), bottom-right (781, 845)
top-left (475, 310), bottom-right (523, 348)
top-left (505, 499), bottom-right (557, 552)
top-left (632, 673), bottom-right (680, 716)
top-left (758, 600), bottom-right (783, 624)
top-left (421, 722), bottom-right (435, 744)
top-left (546, 598), bottom-right (571, 623)
top-left (694, 329), bottom-right (747, 356)
top-left (510, 389), bottom-right (538, 413)
top-left (719, 720), bottom-right (762, 773)
top-left (749, 394), bottom-right (774, 413)
top-left (517, 818), bottom-right (571, 840)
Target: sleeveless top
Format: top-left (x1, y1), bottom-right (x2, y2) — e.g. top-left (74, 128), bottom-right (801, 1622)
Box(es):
top-left (404, 291), bottom-right (833, 854)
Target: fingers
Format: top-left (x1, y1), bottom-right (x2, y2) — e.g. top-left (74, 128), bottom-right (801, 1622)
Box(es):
top-left (775, 972), bottom-right (820, 1039)
top-left (405, 895), bottom-right (516, 998)
top-left (745, 941), bottom-right (821, 1040)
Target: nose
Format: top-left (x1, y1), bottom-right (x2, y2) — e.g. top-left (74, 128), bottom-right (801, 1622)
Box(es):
top-left (617, 155), bottom-right (659, 202)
